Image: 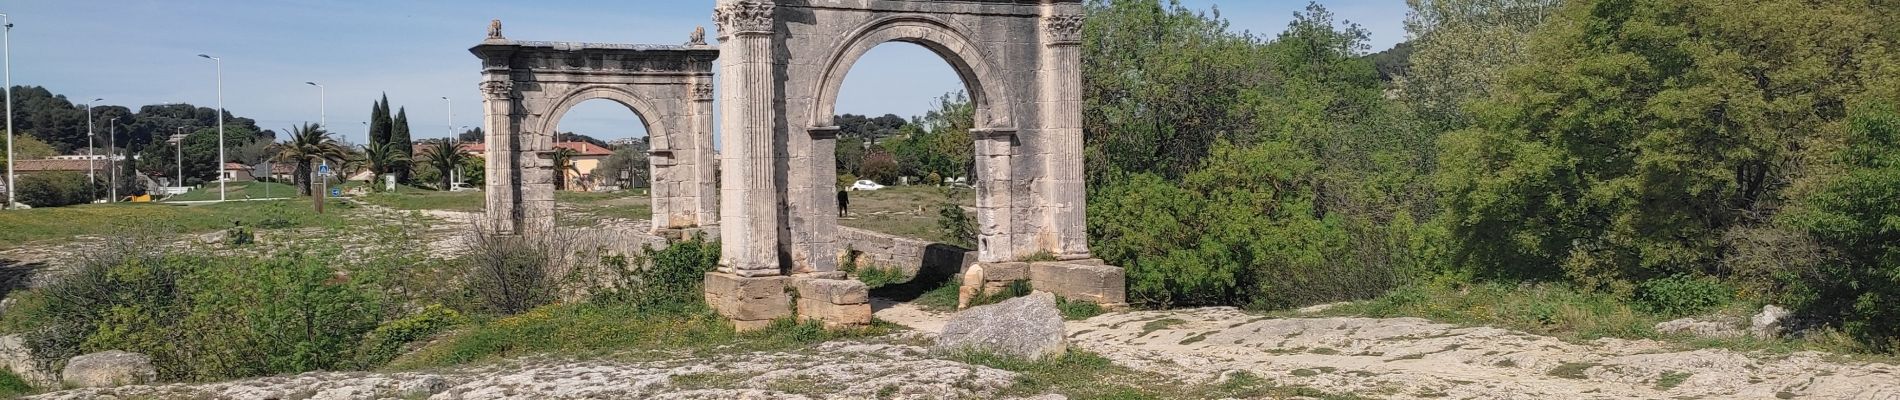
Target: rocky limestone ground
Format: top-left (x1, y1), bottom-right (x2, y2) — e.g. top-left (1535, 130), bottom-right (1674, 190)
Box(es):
top-left (25, 340), bottom-right (1032, 400)
top-left (22, 301), bottom-right (1900, 399)
top-left (1068, 307), bottom-right (1900, 399)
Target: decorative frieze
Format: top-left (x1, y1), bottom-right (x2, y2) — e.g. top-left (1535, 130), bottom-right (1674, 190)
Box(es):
top-left (692, 83), bottom-right (715, 102)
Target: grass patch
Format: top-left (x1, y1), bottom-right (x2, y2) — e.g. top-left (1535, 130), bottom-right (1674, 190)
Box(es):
top-left (1058, 297), bottom-right (1106, 321)
top-left (854, 265), bottom-right (908, 290)
top-left (388, 303), bottom-right (890, 369)
top-left (358, 190), bottom-right (484, 212)
top-left (1655, 371), bottom-right (1692, 390)
top-left (1547, 362), bottom-right (1598, 379)
top-left (0, 369), bottom-right (34, 397)
top-left (166, 181), bottom-right (302, 201)
top-left (0, 200), bottom-right (348, 248)
top-left (837, 185), bottom-right (974, 244)
top-left (914, 276), bottom-right (963, 312)
top-left (1140, 318), bottom-right (1187, 337)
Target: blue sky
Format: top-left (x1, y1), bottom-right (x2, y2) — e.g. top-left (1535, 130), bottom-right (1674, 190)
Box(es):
top-left (2, 1), bottom-right (1405, 146)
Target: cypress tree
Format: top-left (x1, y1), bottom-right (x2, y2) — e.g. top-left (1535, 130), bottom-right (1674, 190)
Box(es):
top-left (391, 107), bottom-right (414, 182)
top-left (369, 94), bottom-right (391, 151)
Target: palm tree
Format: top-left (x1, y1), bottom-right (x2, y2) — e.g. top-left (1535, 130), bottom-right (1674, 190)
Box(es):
top-left (362, 141), bottom-right (410, 190)
top-left (549, 147), bottom-right (582, 191)
top-left (275, 123), bottom-right (349, 196)
top-left (420, 138), bottom-right (468, 191)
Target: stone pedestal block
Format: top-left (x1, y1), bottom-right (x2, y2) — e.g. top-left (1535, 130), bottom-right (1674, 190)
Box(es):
top-left (704, 272), bottom-right (792, 331)
top-left (793, 276), bottom-right (871, 328)
top-left (1029, 260), bottom-right (1127, 306)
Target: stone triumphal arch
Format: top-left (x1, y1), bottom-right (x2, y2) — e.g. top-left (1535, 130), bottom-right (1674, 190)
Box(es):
top-left (477, 0), bottom-right (1121, 331)
top-left (472, 25), bottom-right (719, 235)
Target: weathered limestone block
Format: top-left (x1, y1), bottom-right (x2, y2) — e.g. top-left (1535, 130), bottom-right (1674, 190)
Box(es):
top-left (793, 275), bottom-right (871, 328)
top-left (703, 272), bottom-right (792, 331)
top-left (935, 292), bottom-right (1068, 360)
top-left (61, 350), bottom-right (157, 388)
top-left (794, 276), bottom-right (869, 305)
top-left (1029, 261), bottom-right (1127, 306)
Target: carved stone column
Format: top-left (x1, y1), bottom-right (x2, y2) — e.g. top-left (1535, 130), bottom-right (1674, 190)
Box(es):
top-left (481, 79), bottom-right (520, 234)
top-left (793, 126), bottom-right (841, 274)
top-left (1038, 8), bottom-right (1090, 259)
top-left (689, 80), bottom-right (720, 228)
top-left (714, 0), bottom-right (782, 276)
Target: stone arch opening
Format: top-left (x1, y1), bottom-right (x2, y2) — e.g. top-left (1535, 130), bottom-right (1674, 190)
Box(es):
top-left (537, 96), bottom-right (657, 221)
top-left (471, 38), bottom-right (718, 236)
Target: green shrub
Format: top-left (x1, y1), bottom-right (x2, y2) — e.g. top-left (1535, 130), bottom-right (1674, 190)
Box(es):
top-left (352, 304), bottom-right (467, 369)
top-left (1056, 297), bottom-right (1105, 320)
top-left (19, 239), bottom-right (389, 382)
top-left (586, 235), bottom-right (721, 313)
top-left (1634, 276), bottom-right (1733, 317)
top-left (936, 199), bottom-right (976, 248)
top-left (854, 265), bottom-right (907, 289)
top-left (14, 172), bottom-right (91, 208)
top-left (0, 369), bottom-right (32, 397)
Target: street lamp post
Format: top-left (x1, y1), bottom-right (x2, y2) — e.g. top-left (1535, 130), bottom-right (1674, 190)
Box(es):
top-left (107, 117), bottom-right (118, 202)
top-left (198, 54), bottom-right (225, 202)
top-left (441, 96), bottom-right (452, 137)
top-left (3, 13), bottom-right (16, 208)
top-left (85, 98), bottom-right (101, 187)
top-left (305, 82), bottom-right (325, 128)
top-left (173, 127), bottom-right (186, 188)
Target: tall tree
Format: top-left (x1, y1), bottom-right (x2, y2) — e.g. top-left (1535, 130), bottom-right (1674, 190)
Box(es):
top-left (1400, 0), bottom-right (1561, 129)
top-left (391, 107), bottom-right (414, 182)
top-left (1435, 0), bottom-right (1900, 286)
top-left (360, 141), bottom-right (409, 188)
top-left (274, 123), bottom-right (349, 196)
top-left (549, 147), bottom-right (581, 191)
top-left (368, 94), bottom-right (391, 153)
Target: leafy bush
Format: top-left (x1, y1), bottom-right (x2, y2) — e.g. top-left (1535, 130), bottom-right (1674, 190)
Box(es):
top-left (14, 172), bottom-right (91, 208)
top-left (352, 304), bottom-right (467, 369)
top-left (22, 240), bottom-right (387, 381)
top-left (936, 198), bottom-right (977, 248)
top-left (0, 369), bottom-right (32, 397)
top-left (1777, 101), bottom-right (1900, 350)
top-left (1633, 276), bottom-right (1733, 317)
top-left (586, 236), bottom-right (721, 313)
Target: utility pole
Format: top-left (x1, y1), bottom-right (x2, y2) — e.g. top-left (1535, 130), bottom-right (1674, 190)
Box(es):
top-left (171, 128), bottom-right (186, 192)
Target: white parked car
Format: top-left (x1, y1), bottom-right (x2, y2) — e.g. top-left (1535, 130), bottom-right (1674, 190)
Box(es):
top-left (850, 180), bottom-right (885, 191)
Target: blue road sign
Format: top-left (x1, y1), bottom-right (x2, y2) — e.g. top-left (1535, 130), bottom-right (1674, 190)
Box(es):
top-left (330, 187), bottom-right (342, 197)
top-left (317, 164), bottom-right (332, 176)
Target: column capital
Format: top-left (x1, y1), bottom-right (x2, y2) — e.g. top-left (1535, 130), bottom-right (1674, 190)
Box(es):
top-left (480, 80), bottom-right (517, 100)
top-left (691, 83), bottom-right (715, 102)
top-left (1042, 14), bottom-right (1084, 46)
top-left (714, 1), bottom-right (776, 39)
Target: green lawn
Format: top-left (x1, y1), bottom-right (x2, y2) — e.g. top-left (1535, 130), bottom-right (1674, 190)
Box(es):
top-left (0, 200), bottom-right (352, 249)
top-left (166, 181), bottom-right (301, 202)
top-left (359, 190), bottom-right (486, 212)
top-left (838, 185), bottom-right (974, 245)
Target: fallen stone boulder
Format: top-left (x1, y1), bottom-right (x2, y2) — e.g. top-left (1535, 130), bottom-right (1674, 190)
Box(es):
top-left (1752, 305), bottom-right (1791, 338)
top-left (61, 350), bottom-right (157, 388)
top-left (1654, 317), bottom-right (1744, 339)
top-left (935, 291), bottom-right (1067, 360)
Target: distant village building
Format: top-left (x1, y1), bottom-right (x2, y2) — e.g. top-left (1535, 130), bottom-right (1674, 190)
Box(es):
top-left (221, 162), bottom-right (255, 182)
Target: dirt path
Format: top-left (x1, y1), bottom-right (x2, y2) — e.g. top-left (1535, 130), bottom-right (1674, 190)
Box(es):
top-left (1070, 307), bottom-right (1900, 399)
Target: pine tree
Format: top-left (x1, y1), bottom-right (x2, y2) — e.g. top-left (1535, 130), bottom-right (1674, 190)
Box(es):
top-left (391, 107), bottom-right (414, 182)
